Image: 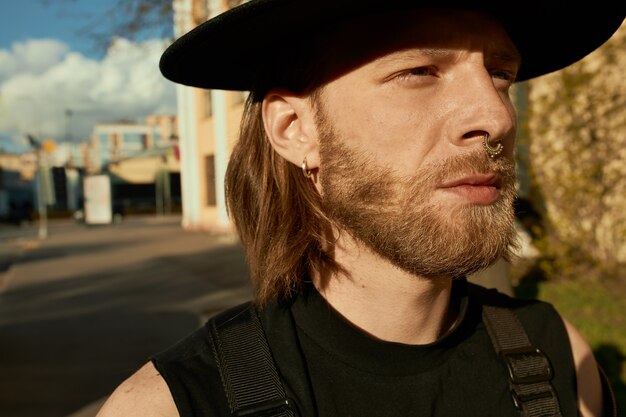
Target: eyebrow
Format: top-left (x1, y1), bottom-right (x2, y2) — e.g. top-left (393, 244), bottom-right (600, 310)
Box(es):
top-left (375, 48), bottom-right (454, 65)
top-left (491, 50), bottom-right (522, 65)
top-left (374, 47), bottom-right (521, 67)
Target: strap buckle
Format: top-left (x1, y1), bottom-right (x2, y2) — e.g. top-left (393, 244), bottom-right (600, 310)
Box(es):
top-left (234, 398), bottom-right (299, 417)
top-left (510, 385), bottom-right (557, 411)
top-left (500, 347), bottom-right (553, 384)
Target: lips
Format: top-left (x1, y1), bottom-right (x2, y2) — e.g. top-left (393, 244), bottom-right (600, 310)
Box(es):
top-left (438, 173), bottom-right (502, 189)
top-left (437, 173), bottom-right (502, 205)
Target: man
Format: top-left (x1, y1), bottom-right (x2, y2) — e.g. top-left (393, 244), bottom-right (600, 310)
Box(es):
top-left (97, 2), bottom-right (624, 416)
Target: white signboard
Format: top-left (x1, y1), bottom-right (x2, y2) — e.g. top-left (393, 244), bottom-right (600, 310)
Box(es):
top-left (83, 175), bottom-right (112, 225)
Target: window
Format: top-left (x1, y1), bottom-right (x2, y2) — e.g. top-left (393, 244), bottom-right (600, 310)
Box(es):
top-left (205, 155), bottom-right (216, 206)
top-left (99, 133), bottom-right (110, 164)
top-left (98, 133), bottom-right (109, 148)
top-left (153, 131), bottom-right (163, 148)
top-left (205, 90), bottom-right (213, 118)
top-left (122, 132), bottom-right (145, 155)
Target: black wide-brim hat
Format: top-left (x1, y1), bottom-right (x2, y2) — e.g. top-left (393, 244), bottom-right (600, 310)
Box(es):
top-left (160, 0), bottom-right (625, 91)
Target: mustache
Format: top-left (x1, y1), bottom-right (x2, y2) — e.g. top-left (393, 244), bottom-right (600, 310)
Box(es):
top-left (319, 137), bottom-right (516, 208)
top-left (406, 150), bottom-right (517, 188)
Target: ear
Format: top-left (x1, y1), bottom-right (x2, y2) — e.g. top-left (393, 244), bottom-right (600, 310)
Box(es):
top-left (262, 89), bottom-right (320, 171)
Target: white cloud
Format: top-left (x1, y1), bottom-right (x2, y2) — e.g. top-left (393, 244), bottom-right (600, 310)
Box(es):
top-left (0, 39), bottom-right (70, 81)
top-left (0, 37), bottom-right (176, 148)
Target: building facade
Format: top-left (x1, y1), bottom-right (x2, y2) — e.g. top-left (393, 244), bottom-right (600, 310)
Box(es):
top-left (173, 0), bottom-right (246, 231)
top-left (90, 114), bottom-right (178, 172)
top-left (87, 114), bottom-right (181, 216)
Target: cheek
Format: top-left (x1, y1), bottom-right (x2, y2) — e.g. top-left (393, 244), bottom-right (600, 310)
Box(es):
top-left (321, 82), bottom-right (439, 172)
top-left (353, 123), bottom-right (429, 174)
top-left (337, 105), bottom-right (434, 168)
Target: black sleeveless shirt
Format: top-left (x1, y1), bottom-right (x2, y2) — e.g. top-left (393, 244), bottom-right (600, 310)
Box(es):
top-left (152, 280), bottom-right (580, 416)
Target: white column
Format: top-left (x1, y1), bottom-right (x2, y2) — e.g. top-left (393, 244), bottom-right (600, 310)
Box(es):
top-left (174, 0), bottom-right (201, 228)
top-left (208, 0), bottom-right (230, 227)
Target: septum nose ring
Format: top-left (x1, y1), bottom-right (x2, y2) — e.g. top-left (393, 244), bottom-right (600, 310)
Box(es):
top-left (482, 133), bottom-right (503, 158)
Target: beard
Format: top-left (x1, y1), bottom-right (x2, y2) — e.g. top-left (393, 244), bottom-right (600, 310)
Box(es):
top-left (317, 119), bottom-right (518, 279)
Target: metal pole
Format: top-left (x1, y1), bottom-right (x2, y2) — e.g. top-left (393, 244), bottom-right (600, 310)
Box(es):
top-left (36, 150), bottom-right (48, 239)
top-left (19, 96), bottom-right (47, 240)
top-left (155, 167), bottom-right (163, 216)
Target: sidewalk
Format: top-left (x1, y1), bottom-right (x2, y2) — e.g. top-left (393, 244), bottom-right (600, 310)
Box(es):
top-left (0, 215), bottom-right (253, 417)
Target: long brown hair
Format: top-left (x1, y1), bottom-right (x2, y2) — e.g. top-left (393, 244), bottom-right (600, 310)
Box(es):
top-left (224, 92), bottom-right (337, 306)
top-left (224, 26), bottom-right (360, 306)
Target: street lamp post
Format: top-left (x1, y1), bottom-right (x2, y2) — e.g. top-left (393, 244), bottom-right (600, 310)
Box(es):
top-left (17, 96), bottom-right (48, 240)
top-left (27, 134), bottom-right (48, 240)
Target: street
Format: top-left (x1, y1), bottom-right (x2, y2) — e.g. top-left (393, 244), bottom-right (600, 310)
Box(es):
top-left (0, 216), bottom-right (252, 417)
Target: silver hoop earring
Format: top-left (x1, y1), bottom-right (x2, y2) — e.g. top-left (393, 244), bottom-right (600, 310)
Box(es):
top-left (302, 157), bottom-right (312, 178)
top-left (482, 133), bottom-right (503, 158)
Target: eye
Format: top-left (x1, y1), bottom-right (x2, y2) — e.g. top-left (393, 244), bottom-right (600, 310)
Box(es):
top-left (490, 69), bottom-right (516, 83)
top-left (393, 66), bottom-right (438, 83)
top-left (407, 66), bottom-right (436, 77)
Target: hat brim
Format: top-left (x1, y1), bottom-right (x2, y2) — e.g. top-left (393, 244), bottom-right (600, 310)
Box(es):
top-left (160, 0), bottom-right (625, 91)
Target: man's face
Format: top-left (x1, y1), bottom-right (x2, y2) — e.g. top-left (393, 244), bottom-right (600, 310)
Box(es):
top-left (314, 9), bottom-right (520, 278)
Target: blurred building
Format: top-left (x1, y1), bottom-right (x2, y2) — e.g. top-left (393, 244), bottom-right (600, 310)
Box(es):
top-left (0, 152), bottom-right (37, 223)
top-left (91, 114), bottom-right (178, 171)
top-left (107, 147), bottom-right (182, 216)
top-left (87, 114), bottom-right (181, 216)
top-left (48, 141), bottom-right (92, 170)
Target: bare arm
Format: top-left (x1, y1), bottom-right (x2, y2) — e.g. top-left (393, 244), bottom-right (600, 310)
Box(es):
top-left (95, 362), bottom-right (179, 417)
top-left (563, 318), bottom-right (603, 417)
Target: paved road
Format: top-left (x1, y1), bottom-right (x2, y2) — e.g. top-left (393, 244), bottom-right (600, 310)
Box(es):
top-left (0, 216), bottom-right (253, 417)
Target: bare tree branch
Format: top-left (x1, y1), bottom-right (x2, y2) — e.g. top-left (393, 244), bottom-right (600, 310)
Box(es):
top-left (39, 0), bottom-right (173, 54)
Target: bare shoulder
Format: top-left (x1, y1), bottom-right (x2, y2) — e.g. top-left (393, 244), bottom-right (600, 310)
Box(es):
top-left (562, 318), bottom-right (603, 417)
top-left (95, 362), bottom-right (179, 417)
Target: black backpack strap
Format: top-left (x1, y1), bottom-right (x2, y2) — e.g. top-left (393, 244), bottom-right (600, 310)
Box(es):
top-left (208, 302), bottom-right (298, 417)
top-left (598, 364), bottom-right (618, 417)
top-left (483, 305), bottom-right (563, 417)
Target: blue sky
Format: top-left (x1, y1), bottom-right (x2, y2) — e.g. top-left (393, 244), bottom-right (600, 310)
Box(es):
top-left (0, 1), bottom-right (177, 153)
top-left (1, 1), bottom-right (113, 59)
top-left (0, 1), bottom-right (172, 59)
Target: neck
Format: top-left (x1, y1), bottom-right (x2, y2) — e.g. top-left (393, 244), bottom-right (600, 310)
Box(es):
top-left (313, 233), bottom-right (457, 345)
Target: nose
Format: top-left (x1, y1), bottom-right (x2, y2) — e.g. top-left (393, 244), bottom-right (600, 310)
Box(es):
top-left (447, 70), bottom-right (516, 152)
